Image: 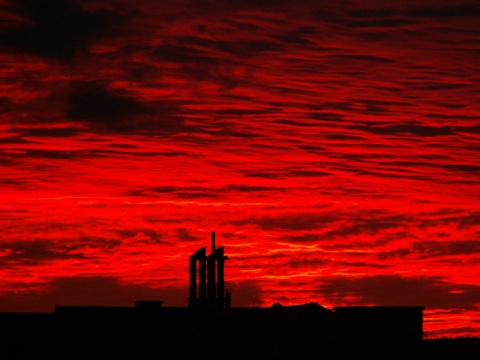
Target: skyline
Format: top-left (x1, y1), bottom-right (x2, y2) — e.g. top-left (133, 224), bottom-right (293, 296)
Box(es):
top-left (0, 0), bottom-right (479, 338)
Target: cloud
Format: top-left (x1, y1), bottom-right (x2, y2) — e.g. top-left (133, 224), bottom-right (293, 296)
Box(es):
top-left (0, 96), bottom-right (16, 113)
top-left (226, 185), bottom-right (284, 193)
top-left (209, 39), bottom-right (284, 58)
top-left (114, 229), bottom-right (163, 243)
top-left (415, 240), bottom-right (480, 257)
top-left (127, 186), bottom-right (223, 199)
top-left (0, 240), bottom-right (85, 267)
top-left (446, 165), bottom-right (480, 174)
top-left (347, 4), bottom-right (480, 20)
top-left (379, 240), bottom-right (480, 260)
top-left (230, 213), bottom-right (336, 231)
top-left (230, 211), bottom-right (410, 240)
top-left (457, 212), bottom-right (480, 229)
top-left (286, 258), bottom-right (330, 269)
top-left (347, 18), bottom-right (416, 28)
top-left (66, 82), bottom-right (184, 134)
top-left (67, 81), bottom-right (145, 124)
top-left (405, 4), bottom-right (480, 18)
top-left (0, 276), bottom-right (188, 312)
top-left (326, 54), bottom-right (394, 64)
top-left (12, 149), bottom-right (79, 160)
top-left (244, 166), bottom-right (332, 179)
top-left (152, 37), bottom-right (262, 90)
top-left (353, 124), bottom-right (455, 137)
top-left (0, 0), bottom-right (122, 60)
top-left (19, 127), bottom-right (82, 138)
top-left (317, 275), bottom-right (480, 310)
top-left (288, 170), bottom-right (331, 177)
top-left (273, 27), bottom-right (316, 45)
top-left (153, 43), bottom-right (219, 64)
top-left (176, 228), bottom-right (199, 242)
top-left (281, 233), bottom-right (323, 242)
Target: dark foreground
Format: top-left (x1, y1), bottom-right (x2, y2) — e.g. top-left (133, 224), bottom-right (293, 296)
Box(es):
top-left (1, 307), bottom-right (479, 360)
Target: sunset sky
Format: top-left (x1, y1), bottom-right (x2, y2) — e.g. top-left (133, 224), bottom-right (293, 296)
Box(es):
top-left (0, 0), bottom-right (479, 338)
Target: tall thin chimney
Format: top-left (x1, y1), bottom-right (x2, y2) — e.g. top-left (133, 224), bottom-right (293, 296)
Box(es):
top-left (211, 231), bottom-right (216, 251)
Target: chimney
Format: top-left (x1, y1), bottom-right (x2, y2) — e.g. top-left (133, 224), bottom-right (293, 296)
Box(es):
top-left (211, 231), bottom-right (216, 251)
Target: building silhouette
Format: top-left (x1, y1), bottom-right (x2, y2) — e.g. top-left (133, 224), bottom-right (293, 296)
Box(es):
top-left (0, 231), bottom-right (432, 360)
top-left (189, 231), bottom-right (229, 309)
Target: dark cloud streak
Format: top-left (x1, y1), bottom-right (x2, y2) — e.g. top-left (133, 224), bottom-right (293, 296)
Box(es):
top-left (67, 82), bottom-right (185, 134)
top-left (318, 275), bottom-right (480, 310)
top-left (0, 0), bottom-right (121, 60)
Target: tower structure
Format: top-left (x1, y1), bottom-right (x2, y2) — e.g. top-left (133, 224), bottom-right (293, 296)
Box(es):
top-left (189, 231), bottom-right (229, 309)
top-left (189, 247), bottom-right (206, 307)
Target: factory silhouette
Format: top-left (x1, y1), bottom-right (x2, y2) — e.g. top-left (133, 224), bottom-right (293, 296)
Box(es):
top-left (189, 231), bottom-right (230, 310)
top-left (3, 231), bottom-right (475, 359)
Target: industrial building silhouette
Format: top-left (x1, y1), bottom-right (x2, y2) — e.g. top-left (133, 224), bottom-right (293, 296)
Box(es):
top-left (189, 231), bottom-right (230, 309)
top-left (1, 231), bottom-right (428, 359)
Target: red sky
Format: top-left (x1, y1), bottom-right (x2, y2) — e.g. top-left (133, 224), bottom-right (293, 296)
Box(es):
top-left (0, 0), bottom-right (479, 338)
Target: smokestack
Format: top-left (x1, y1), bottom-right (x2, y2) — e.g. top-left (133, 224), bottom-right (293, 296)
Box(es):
top-left (211, 231), bottom-right (216, 251)
top-left (189, 247), bottom-right (207, 308)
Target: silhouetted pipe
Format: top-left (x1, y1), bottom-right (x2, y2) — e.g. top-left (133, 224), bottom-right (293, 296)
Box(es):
top-left (189, 247), bottom-right (206, 307)
top-left (211, 231), bottom-right (216, 251)
top-left (199, 251), bottom-right (206, 301)
top-left (217, 247), bottom-right (225, 309)
top-left (207, 252), bottom-right (216, 307)
top-left (189, 256), bottom-right (195, 307)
